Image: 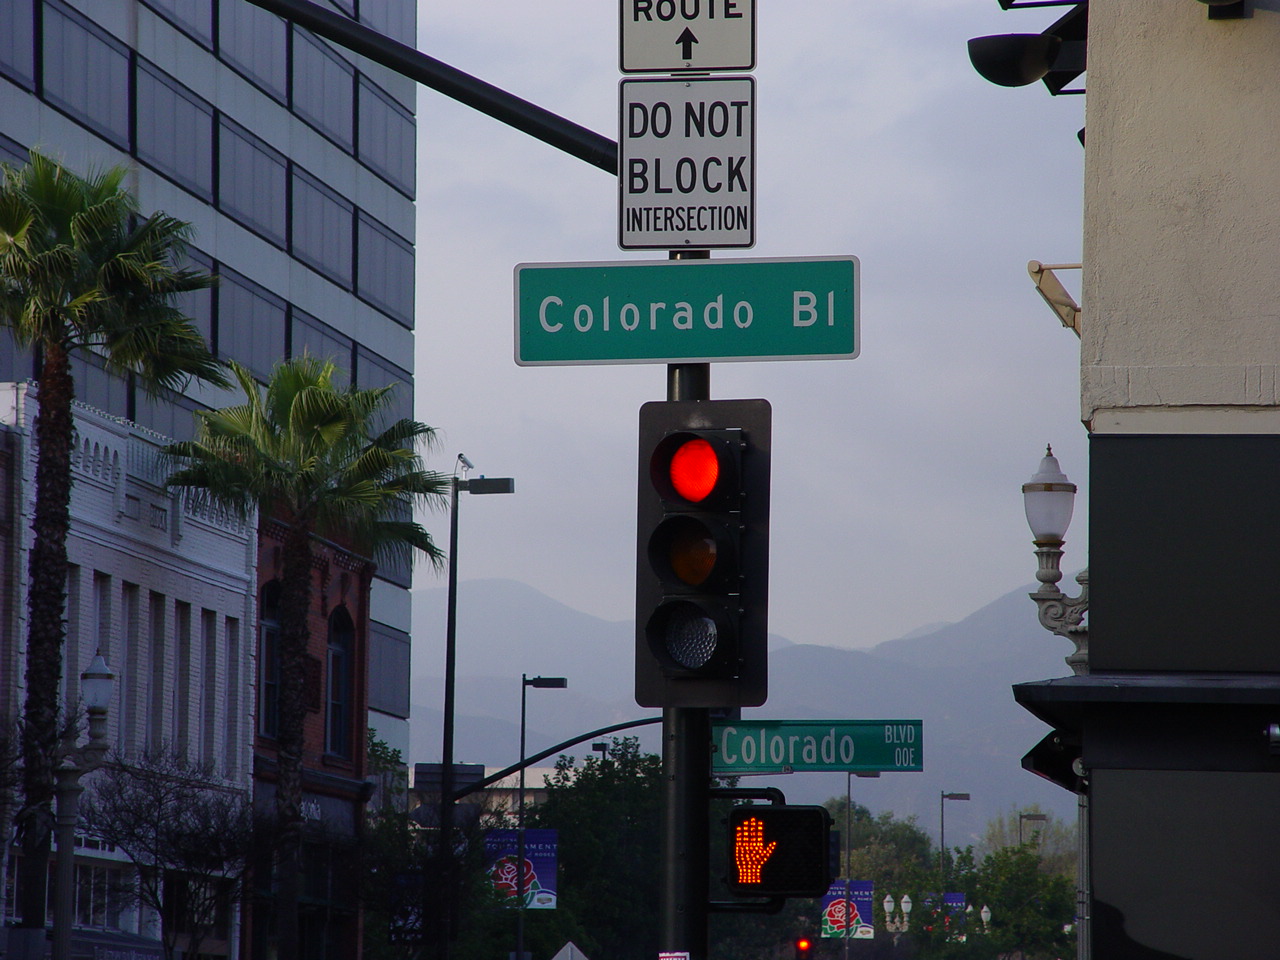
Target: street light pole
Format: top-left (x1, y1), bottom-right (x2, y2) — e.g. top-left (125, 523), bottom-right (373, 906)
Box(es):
top-left (516, 675), bottom-right (567, 960)
top-left (1019, 812), bottom-right (1049, 846)
top-left (939, 792), bottom-right (970, 877)
top-left (438, 457), bottom-right (513, 960)
top-left (52, 652), bottom-right (115, 960)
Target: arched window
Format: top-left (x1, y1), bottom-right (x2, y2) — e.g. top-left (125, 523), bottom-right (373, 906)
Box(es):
top-left (326, 606), bottom-right (355, 758)
top-left (259, 580), bottom-right (281, 738)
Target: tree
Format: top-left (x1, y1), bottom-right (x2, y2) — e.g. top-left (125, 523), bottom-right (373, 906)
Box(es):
top-left (0, 152), bottom-right (225, 934)
top-left (976, 805), bottom-right (1077, 882)
top-left (164, 356), bottom-right (449, 960)
top-left (524, 737), bottom-right (663, 960)
top-left (81, 750), bottom-right (267, 960)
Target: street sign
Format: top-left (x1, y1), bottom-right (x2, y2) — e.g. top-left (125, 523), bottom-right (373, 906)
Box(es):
top-left (619, 76), bottom-right (754, 249)
top-left (620, 0), bottom-right (756, 74)
top-left (514, 256), bottom-right (859, 366)
top-left (711, 720), bottom-right (924, 775)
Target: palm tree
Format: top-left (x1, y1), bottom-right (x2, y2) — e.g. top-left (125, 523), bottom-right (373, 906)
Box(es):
top-left (0, 152), bottom-right (225, 934)
top-left (164, 356), bottom-right (449, 960)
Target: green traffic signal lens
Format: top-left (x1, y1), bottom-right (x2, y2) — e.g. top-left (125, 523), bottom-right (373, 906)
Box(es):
top-left (661, 601), bottom-right (719, 669)
top-left (668, 437), bottom-right (719, 502)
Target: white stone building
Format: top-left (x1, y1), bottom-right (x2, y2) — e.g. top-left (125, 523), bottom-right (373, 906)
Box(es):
top-left (0, 380), bottom-right (257, 958)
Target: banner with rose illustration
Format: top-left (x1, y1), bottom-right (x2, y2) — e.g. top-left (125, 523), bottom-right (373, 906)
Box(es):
top-left (821, 880), bottom-right (874, 939)
top-left (484, 829), bottom-right (559, 909)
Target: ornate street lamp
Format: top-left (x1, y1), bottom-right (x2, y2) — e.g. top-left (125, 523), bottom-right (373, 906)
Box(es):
top-left (1023, 445), bottom-right (1088, 674)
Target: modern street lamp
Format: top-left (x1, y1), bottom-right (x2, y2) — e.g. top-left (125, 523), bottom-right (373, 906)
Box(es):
top-left (591, 740), bottom-right (609, 762)
top-left (516, 675), bottom-right (566, 960)
top-left (53, 652), bottom-right (115, 960)
top-left (1023, 445), bottom-right (1088, 675)
top-left (1019, 812), bottom-right (1050, 846)
top-left (939, 792), bottom-right (970, 873)
top-left (439, 454), bottom-right (514, 960)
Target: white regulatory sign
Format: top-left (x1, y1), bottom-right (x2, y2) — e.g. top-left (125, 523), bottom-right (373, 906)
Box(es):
top-left (620, 0), bottom-right (755, 73)
top-left (618, 76), bottom-right (755, 251)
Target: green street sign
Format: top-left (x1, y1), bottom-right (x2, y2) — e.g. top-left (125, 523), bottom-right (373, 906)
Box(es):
top-left (711, 720), bottom-right (923, 775)
top-left (514, 256), bottom-right (859, 366)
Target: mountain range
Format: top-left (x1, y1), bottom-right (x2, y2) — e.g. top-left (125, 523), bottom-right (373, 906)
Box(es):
top-left (406, 578), bottom-right (1080, 848)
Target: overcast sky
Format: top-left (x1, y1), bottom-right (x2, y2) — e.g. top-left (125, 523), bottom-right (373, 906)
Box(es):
top-left (410, 0), bottom-right (1089, 651)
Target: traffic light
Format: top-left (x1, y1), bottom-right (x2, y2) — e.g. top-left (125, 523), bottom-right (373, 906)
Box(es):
top-left (726, 804), bottom-right (833, 898)
top-left (793, 937), bottom-right (813, 960)
top-left (635, 399), bottom-right (771, 708)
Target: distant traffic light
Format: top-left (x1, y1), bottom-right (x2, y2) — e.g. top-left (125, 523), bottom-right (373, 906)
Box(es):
top-left (635, 399), bottom-right (771, 708)
top-left (726, 804), bottom-right (833, 898)
top-left (794, 935), bottom-right (813, 960)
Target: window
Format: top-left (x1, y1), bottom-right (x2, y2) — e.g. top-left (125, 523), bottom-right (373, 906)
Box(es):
top-left (42, 1), bottom-right (131, 148)
top-left (148, 592), bottom-right (166, 750)
top-left (354, 347), bottom-right (411, 428)
top-left (174, 600), bottom-right (192, 757)
top-left (326, 606), bottom-right (355, 758)
top-left (259, 581), bottom-right (281, 739)
top-left (358, 0), bottom-right (415, 46)
top-left (225, 617), bottom-right (241, 778)
top-left (357, 78), bottom-right (414, 195)
top-left (74, 863), bottom-right (123, 930)
top-left (219, 1), bottom-right (288, 102)
top-left (367, 622), bottom-right (409, 719)
top-left (135, 387), bottom-right (201, 442)
top-left (202, 609), bottom-right (217, 764)
top-left (0, 133), bottom-right (27, 168)
top-left (292, 310), bottom-right (353, 385)
top-left (0, 0), bottom-right (35, 88)
top-left (136, 62), bottom-right (214, 199)
top-left (142, 0), bottom-right (213, 48)
top-left (173, 248), bottom-right (213, 347)
top-left (70, 352), bottom-right (129, 420)
top-left (291, 169), bottom-right (354, 286)
top-left (0, 341), bottom-right (36, 383)
top-left (356, 214), bottom-right (414, 327)
top-left (218, 118), bottom-right (288, 246)
top-left (217, 268), bottom-right (287, 381)
top-left (292, 29), bottom-right (354, 150)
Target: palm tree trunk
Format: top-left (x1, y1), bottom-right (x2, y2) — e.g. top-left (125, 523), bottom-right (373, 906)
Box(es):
top-left (18, 342), bottom-right (74, 930)
top-left (275, 523), bottom-right (314, 960)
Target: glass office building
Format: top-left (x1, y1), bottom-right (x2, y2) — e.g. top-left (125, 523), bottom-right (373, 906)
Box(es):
top-left (1, 2), bottom-right (418, 953)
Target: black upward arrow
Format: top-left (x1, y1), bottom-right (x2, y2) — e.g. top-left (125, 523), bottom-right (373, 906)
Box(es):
top-left (676, 27), bottom-right (699, 61)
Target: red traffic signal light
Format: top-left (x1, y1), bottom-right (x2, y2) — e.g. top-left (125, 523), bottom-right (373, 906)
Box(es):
top-left (794, 936), bottom-right (813, 960)
top-left (636, 400), bottom-right (771, 708)
top-left (726, 805), bottom-right (832, 898)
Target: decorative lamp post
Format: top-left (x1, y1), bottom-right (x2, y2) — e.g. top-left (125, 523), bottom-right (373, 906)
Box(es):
top-left (883, 894), bottom-right (912, 946)
top-left (1023, 445), bottom-right (1089, 674)
top-left (516, 675), bottom-right (566, 960)
top-left (52, 651), bottom-right (115, 960)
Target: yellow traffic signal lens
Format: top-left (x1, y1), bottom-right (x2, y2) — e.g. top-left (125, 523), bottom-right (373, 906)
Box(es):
top-left (669, 438), bottom-right (719, 502)
top-left (667, 521), bottom-right (717, 586)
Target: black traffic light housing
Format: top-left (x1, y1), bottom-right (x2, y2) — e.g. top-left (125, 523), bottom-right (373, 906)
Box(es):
top-left (725, 804), bottom-right (833, 898)
top-left (635, 399), bottom-right (771, 708)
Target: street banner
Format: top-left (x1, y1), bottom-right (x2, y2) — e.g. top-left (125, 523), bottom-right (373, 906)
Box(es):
top-left (485, 828), bottom-right (559, 909)
top-left (821, 880), bottom-right (874, 939)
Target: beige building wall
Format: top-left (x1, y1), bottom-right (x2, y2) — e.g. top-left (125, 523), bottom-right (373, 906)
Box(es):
top-left (1081, 1), bottom-right (1280, 433)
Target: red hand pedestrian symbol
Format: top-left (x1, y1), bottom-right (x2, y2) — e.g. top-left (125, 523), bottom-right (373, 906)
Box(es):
top-left (734, 816), bottom-right (777, 884)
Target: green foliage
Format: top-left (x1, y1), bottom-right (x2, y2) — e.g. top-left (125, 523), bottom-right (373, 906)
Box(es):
top-left (976, 804), bottom-right (1078, 882)
top-left (0, 151), bottom-right (225, 389)
top-left (165, 356), bottom-right (449, 569)
top-left (523, 737), bottom-right (662, 960)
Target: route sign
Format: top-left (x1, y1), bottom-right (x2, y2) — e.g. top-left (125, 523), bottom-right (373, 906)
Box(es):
top-left (619, 76), bottom-right (754, 250)
top-left (620, 0), bottom-right (756, 74)
top-left (711, 720), bottom-right (924, 775)
top-left (514, 256), bottom-right (859, 366)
